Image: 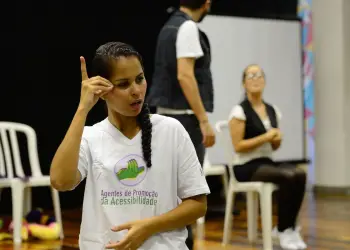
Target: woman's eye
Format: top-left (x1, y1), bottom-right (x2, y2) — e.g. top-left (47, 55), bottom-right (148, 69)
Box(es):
top-left (136, 76), bottom-right (144, 84)
top-left (118, 82), bottom-right (129, 88)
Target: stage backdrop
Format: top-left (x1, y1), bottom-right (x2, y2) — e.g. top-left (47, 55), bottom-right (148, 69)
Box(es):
top-left (298, 0), bottom-right (315, 185)
top-left (198, 16), bottom-right (305, 163)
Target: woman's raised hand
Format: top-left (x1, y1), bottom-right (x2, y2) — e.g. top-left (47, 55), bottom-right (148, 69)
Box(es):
top-left (78, 56), bottom-right (113, 112)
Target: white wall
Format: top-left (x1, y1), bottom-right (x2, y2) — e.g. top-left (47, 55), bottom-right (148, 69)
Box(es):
top-left (344, 0), bottom-right (350, 185)
top-left (198, 16), bottom-right (304, 164)
top-left (313, 0), bottom-right (350, 187)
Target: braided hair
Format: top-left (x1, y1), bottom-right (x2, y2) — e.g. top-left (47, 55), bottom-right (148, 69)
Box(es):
top-left (91, 42), bottom-right (152, 168)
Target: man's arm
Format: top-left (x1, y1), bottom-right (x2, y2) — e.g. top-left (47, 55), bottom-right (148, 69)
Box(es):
top-left (176, 20), bottom-right (208, 123)
top-left (177, 58), bottom-right (208, 123)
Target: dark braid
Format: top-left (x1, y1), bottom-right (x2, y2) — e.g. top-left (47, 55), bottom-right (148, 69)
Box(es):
top-left (137, 103), bottom-right (152, 168)
top-left (91, 41), bottom-right (152, 168)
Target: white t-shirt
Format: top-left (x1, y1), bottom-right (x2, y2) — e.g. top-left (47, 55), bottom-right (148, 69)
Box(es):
top-left (74, 114), bottom-right (210, 250)
top-left (228, 105), bottom-right (282, 165)
top-left (176, 20), bottom-right (203, 59)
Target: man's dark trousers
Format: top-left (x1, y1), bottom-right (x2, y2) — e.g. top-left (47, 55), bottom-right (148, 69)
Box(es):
top-left (163, 114), bottom-right (205, 250)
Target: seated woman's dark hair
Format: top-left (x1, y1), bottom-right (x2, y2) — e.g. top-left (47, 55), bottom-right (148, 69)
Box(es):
top-left (91, 42), bottom-right (152, 168)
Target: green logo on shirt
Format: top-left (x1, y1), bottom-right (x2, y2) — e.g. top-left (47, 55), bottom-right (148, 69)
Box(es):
top-left (114, 154), bottom-right (147, 186)
top-left (116, 159), bottom-right (145, 180)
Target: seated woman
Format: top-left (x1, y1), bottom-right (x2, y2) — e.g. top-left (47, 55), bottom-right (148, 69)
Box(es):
top-left (228, 64), bottom-right (307, 250)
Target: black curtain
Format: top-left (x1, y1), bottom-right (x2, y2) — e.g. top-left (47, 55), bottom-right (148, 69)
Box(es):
top-left (212, 0), bottom-right (298, 19)
top-left (1, 0), bottom-right (298, 214)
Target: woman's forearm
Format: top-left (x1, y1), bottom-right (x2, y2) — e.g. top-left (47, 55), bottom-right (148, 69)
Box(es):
top-left (235, 133), bottom-right (270, 153)
top-left (50, 107), bottom-right (88, 191)
top-left (146, 195), bottom-right (207, 234)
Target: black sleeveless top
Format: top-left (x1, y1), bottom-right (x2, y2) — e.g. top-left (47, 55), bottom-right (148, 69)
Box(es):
top-left (240, 99), bottom-right (278, 140)
top-left (233, 99), bottom-right (279, 182)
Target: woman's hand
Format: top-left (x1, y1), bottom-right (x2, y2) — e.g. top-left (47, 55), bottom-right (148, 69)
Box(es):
top-left (272, 130), bottom-right (282, 143)
top-left (78, 56), bottom-right (113, 112)
top-left (105, 220), bottom-right (153, 250)
top-left (271, 129), bottom-right (282, 150)
top-left (265, 128), bottom-right (280, 142)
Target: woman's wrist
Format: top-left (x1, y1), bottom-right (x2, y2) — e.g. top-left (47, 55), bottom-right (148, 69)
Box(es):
top-left (76, 105), bottom-right (90, 117)
top-left (140, 218), bottom-right (159, 236)
top-left (261, 133), bottom-right (271, 143)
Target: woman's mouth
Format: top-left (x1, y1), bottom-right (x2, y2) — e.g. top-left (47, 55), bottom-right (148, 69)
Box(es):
top-left (130, 100), bottom-right (142, 111)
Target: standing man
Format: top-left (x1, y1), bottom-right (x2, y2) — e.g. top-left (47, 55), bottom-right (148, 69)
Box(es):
top-left (147, 1), bottom-right (215, 248)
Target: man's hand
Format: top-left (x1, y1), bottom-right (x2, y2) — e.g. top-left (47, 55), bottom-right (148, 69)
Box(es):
top-left (105, 220), bottom-right (153, 250)
top-left (199, 121), bottom-right (216, 148)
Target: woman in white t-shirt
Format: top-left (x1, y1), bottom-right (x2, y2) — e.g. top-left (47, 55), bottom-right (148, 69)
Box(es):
top-left (50, 42), bottom-right (210, 250)
top-left (228, 64), bottom-right (307, 250)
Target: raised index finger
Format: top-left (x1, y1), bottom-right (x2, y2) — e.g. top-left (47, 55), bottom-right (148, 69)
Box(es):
top-left (80, 56), bottom-right (89, 81)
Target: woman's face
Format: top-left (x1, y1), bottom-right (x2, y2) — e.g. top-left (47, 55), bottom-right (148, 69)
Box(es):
top-left (243, 65), bottom-right (265, 95)
top-left (104, 56), bottom-right (147, 117)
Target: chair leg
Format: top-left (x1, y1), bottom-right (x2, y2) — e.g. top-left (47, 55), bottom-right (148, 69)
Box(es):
top-left (222, 186), bottom-right (235, 245)
top-left (196, 216), bottom-right (205, 240)
top-left (221, 172), bottom-right (229, 199)
top-left (23, 187), bottom-right (32, 216)
top-left (247, 191), bottom-right (258, 243)
top-left (259, 186), bottom-right (274, 250)
top-left (11, 181), bottom-right (24, 245)
top-left (51, 187), bottom-right (64, 239)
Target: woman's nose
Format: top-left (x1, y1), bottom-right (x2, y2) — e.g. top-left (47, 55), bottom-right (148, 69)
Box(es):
top-left (130, 83), bottom-right (141, 96)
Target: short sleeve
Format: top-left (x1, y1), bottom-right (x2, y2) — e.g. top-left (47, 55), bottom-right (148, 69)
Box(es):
top-left (228, 105), bottom-right (246, 121)
top-left (176, 20), bottom-right (204, 59)
top-left (71, 129), bottom-right (92, 190)
top-left (176, 125), bottom-right (210, 199)
top-left (273, 105), bottom-right (282, 123)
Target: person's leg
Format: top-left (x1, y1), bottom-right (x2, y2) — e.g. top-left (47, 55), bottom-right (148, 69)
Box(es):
top-left (274, 165), bottom-right (307, 229)
top-left (165, 115), bottom-right (203, 250)
top-left (289, 168), bottom-right (306, 226)
top-left (251, 165), bottom-right (307, 249)
top-left (279, 166), bottom-right (307, 249)
top-left (251, 165), bottom-right (295, 232)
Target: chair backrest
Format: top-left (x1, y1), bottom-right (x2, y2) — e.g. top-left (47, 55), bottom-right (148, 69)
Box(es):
top-left (203, 153), bottom-right (211, 170)
top-left (215, 120), bottom-right (239, 183)
top-left (0, 122), bottom-right (43, 178)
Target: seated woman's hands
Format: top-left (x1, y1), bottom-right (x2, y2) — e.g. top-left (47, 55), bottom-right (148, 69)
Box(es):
top-left (265, 128), bottom-right (280, 142)
top-left (265, 128), bottom-right (282, 150)
top-left (272, 129), bottom-right (282, 143)
top-left (266, 128), bottom-right (282, 150)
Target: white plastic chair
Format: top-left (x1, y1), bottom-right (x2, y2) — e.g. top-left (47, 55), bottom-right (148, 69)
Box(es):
top-left (196, 153), bottom-right (229, 240)
top-left (0, 122), bottom-right (64, 244)
top-left (216, 120), bottom-right (278, 250)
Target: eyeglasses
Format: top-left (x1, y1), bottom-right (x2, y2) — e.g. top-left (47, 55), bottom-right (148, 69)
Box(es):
top-left (245, 72), bottom-right (264, 80)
